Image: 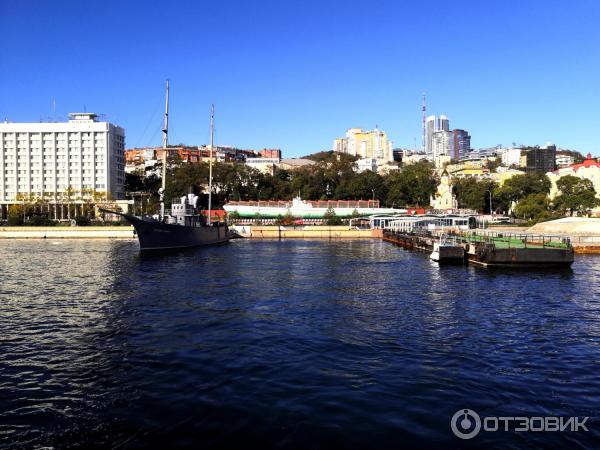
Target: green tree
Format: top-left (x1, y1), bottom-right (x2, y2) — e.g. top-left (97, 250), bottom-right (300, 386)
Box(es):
top-left (496, 173), bottom-right (551, 202)
top-left (386, 161), bottom-right (437, 207)
top-left (125, 170), bottom-right (147, 192)
top-left (347, 170), bottom-right (387, 201)
top-left (7, 204), bottom-right (24, 226)
top-left (494, 172), bottom-right (551, 214)
top-left (269, 169), bottom-right (294, 199)
top-left (289, 165), bottom-right (328, 200)
top-left (514, 193), bottom-right (552, 222)
top-left (166, 162), bottom-right (208, 205)
top-left (453, 178), bottom-right (497, 213)
top-left (74, 215), bottom-right (91, 226)
top-left (553, 175), bottom-right (599, 216)
top-left (303, 150), bottom-right (357, 164)
top-left (323, 207), bottom-right (342, 225)
top-left (484, 158), bottom-right (502, 173)
top-left (28, 214), bottom-right (54, 226)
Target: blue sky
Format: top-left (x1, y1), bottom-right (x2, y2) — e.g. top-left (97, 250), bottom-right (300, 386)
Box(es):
top-left (1, 0), bottom-right (599, 157)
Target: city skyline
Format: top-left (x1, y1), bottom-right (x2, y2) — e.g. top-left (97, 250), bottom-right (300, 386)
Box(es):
top-left (2, 0), bottom-right (600, 157)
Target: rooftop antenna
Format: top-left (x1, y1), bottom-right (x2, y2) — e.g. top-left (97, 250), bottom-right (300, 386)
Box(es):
top-left (52, 99), bottom-right (56, 121)
top-left (421, 93), bottom-right (426, 153)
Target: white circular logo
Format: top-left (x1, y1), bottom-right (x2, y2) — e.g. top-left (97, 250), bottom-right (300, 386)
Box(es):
top-left (451, 409), bottom-right (481, 439)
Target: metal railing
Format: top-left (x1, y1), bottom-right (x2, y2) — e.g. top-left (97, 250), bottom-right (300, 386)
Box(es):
top-left (568, 235), bottom-right (600, 244)
top-left (383, 228), bottom-right (573, 250)
top-left (459, 230), bottom-right (571, 249)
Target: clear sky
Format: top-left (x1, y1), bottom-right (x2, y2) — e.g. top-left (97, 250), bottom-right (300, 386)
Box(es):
top-left (1, 0), bottom-right (599, 157)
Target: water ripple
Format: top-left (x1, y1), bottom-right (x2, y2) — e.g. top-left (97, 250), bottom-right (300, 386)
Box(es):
top-left (0, 239), bottom-right (599, 448)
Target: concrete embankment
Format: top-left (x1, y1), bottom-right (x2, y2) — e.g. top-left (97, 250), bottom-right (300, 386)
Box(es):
top-left (232, 225), bottom-right (382, 239)
top-left (526, 218), bottom-right (600, 254)
top-left (0, 226), bottom-right (135, 239)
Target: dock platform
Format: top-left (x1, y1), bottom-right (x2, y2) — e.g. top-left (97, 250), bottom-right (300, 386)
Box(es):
top-left (383, 230), bottom-right (575, 268)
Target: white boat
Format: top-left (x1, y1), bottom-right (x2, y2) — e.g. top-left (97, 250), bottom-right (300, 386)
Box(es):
top-left (223, 196), bottom-right (406, 219)
top-left (430, 234), bottom-right (464, 262)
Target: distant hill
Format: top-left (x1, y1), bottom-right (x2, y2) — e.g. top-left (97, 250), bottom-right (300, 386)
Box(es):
top-left (302, 150), bottom-right (358, 163)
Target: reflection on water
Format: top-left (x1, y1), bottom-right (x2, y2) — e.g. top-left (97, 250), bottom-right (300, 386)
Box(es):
top-left (0, 239), bottom-right (599, 448)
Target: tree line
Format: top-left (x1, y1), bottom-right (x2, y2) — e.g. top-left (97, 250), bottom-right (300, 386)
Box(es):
top-left (128, 152), bottom-right (439, 210)
top-left (453, 172), bottom-right (598, 222)
top-left (125, 151), bottom-right (599, 224)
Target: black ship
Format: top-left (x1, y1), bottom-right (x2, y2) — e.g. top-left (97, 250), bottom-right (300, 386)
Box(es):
top-left (102, 80), bottom-right (229, 252)
top-left (101, 192), bottom-right (228, 252)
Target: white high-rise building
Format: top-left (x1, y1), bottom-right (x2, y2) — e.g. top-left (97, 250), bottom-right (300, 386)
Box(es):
top-left (431, 130), bottom-right (454, 159)
top-left (0, 113), bottom-right (125, 211)
top-left (425, 115), bottom-right (449, 156)
top-left (500, 147), bottom-right (523, 167)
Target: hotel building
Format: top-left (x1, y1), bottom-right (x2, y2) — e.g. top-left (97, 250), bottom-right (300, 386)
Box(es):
top-left (0, 113), bottom-right (125, 218)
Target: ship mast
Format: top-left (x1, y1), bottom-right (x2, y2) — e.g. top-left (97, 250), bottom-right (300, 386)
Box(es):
top-left (160, 79), bottom-right (170, 219)
top-left (208, 104), bottom-right (214, 224)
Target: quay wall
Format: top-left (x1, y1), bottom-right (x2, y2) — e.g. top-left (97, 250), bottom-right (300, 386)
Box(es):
top-left (233, 225), bottom-right (381, 239)
top-left (0, 226), bottom-right (135, 239)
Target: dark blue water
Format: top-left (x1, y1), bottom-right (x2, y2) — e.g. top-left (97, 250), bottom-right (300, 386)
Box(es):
top-left (0, 239), bottom-right (599, 449)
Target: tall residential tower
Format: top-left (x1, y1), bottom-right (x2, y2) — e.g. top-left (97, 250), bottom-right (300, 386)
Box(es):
top-left (452, 129), bottom-right (471, 160)
top-left (425, 115), bottom-right (449, 157)
top-left (332, 127), bottom-right (393, 162)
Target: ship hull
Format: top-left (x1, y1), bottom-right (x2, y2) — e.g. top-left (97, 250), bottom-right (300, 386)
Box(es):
top-left (101, 210), bottom-right (229, 251)
top-left (130, 216), bottom-right (229, 251)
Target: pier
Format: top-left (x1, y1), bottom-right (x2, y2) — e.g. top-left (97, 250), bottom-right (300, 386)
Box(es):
top-left (383, 229), bottom-right (575, 267)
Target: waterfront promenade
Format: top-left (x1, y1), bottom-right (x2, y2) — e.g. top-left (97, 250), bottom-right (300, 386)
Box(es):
top-left (1, 224), bottom-right (598, 254)
top-left (0, 226), bottom-right (135, 239)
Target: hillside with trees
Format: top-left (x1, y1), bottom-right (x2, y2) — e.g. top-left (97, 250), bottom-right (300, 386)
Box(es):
top-left (126, 156), bottom-right (438, 210)
top-left (123, 152), bottom-right (599, 225)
